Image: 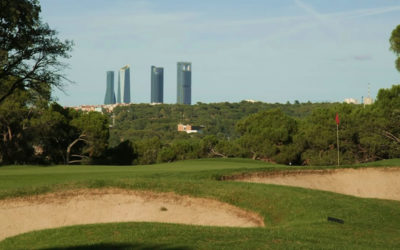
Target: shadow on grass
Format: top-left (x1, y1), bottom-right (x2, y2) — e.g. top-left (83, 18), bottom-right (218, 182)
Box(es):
top-left (38, 242), bottom-right (192, 250)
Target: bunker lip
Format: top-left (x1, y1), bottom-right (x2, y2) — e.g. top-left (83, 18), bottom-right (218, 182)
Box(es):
top-left (221, 166), bottom-right (400, 180)
top-left (231, 167), bottom-right (400, 201)
top-left (0, 188), bottom-right (264, 241)
top-left (219, 168), bottom-right (335, 181)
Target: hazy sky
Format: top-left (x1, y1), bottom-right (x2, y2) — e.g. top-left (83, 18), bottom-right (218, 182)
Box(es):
top-left (39, 0), bottom-right (400, 106)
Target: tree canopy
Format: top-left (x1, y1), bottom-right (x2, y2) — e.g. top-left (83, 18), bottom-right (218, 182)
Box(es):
top-left (390, 24), bottom-right (400, 72)
top-left (236, 109), bottom-right (297, 162)
top-left (0, 0), bottom-right (73, 104)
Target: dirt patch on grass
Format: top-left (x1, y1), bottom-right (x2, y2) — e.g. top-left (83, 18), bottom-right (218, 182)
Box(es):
top-left (0, 188), bottom-right (264, 241)
top-left (236, 167), bottom-right (400, 201)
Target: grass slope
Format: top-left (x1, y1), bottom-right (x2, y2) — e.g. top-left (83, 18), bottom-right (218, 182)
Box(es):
top-left (0, 158), bottom-right (399, 249)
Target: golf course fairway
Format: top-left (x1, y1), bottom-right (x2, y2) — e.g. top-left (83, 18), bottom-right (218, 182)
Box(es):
top-left (0, 158), bottom-right (399, 249)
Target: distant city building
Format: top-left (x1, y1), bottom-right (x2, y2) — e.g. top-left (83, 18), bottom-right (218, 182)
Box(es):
top-left (65, 103), bottom-right (130, 113)
top-left (101, 103), bottom-right (130, 113)
top-left (363, 83), bottom-right (374, 105)
top-left (364, 96), bottom-right (374, 105)
top-left (151, 66), bottom-right (164, 103)
top-left (177, 124), bottom-right (204, 134)
top-left (344, 98), bottom-right (359, 104)
top-left (67, 105), bottom-right (102, 113)
top-left (104, 71), bottom-right (116, 105)
top-left (117, 65), bottom-right (131, 103)
top-left (177, 62), bottom-right (192, 105)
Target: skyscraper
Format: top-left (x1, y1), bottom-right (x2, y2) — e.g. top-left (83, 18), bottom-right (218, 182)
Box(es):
top-left (104, 71), bottom-right (116, 104)
top-left (177, 62), bottom-right (191, 105)
top-left (117, 65), bottom-right (131, 103)
top-left (151, 66), bottom-right (164, 103)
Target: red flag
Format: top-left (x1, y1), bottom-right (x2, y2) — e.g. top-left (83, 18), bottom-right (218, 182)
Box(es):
top-left (335, 113), bottom-right (340, 125)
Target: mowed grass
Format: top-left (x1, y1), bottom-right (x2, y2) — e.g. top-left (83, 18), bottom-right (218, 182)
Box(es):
top-left (0, 158), bottom-right (400, 249)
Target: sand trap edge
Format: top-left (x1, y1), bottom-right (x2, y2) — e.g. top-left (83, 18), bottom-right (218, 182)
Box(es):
top-left (0, 188), bottom-right (264, 241)
top-left (230, 167), bottom-right (400, 201)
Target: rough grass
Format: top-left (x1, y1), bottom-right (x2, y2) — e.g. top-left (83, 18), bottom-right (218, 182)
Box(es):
top-left (0, 158), bottom-right (399, 249)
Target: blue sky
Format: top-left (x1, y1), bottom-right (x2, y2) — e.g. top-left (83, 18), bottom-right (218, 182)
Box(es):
top-left (39, 0), bottom-right (400, 106)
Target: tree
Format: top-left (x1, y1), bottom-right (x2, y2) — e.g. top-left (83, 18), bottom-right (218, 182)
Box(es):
top-left (0, 0), bottom-right (73, 104)
top-left (390, 24), bottom-right (400, 72)
top-left (236, 109), bottom-right (298, 163)
top-left (0, 84), bottom-right (33, 164)
top-left (0, 76), bottom-right (55, 164)
top-left (67, 111), bottom-right (109, 164)
top-left (370, 85), bottom-right (400, 157)
top-left (28, 102), bottom-right (75, 164)
top-left (297, 104), bottom-right (386, 165)
top-left (355, 105), bottom-right (395, 161)
top-left (298, 106), bottom-right (349, 165)
top-left (103, 140), bottom-right (136, 165)
top-left (28, 106), bottom-right (111, 165)
top-left (200, 135), bottom-right (227, 158)
top-left (134, 137), bottom-right (161, 165)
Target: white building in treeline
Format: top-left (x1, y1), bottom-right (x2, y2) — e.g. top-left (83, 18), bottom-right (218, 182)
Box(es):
top-left (344, 98), bottom-right (359, 104)
top-left (363, 96), bottom-right (374, 105)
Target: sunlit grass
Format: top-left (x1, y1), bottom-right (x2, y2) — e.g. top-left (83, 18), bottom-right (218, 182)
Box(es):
top-left (0, 158), bottom-right (399, 249)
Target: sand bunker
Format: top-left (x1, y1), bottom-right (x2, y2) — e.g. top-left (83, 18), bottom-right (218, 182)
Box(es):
top-left (237, 167), bottom-right (400, 201)
top-left (0, 188), bottom-right (264, 241)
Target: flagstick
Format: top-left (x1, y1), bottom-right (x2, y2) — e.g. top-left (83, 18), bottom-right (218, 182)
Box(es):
top-left (337, 123), bottom-right (340, 166)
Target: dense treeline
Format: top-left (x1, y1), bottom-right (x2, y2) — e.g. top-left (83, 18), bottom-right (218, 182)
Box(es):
top-left (109, 101), bottom-right (336, 165)
top-left (110, 101), bottom-right (335, 146)
top-left (1, 85), bottom-right (400, 166)
top-left (105, 86), bottom-right (400, 166)
top-left (0, 83), bottom-right (109, 164)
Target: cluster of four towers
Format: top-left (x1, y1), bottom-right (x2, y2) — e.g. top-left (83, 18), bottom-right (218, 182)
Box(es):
top-left (104, 62), bottom-right (192, 105)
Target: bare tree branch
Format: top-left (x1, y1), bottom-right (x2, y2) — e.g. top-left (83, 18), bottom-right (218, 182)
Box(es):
top-left (66, 134), bottom-right (88, 164)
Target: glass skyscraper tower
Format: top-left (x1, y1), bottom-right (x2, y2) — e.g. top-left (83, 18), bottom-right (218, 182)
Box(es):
top-left (117, 65), bottom-right (131, 103)
top-left (177, 62), bottom-right (191, 105)
top-left (151, 66), bottom-right (164, 103)
top-left (104, 71), bottom-right (116, 104)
